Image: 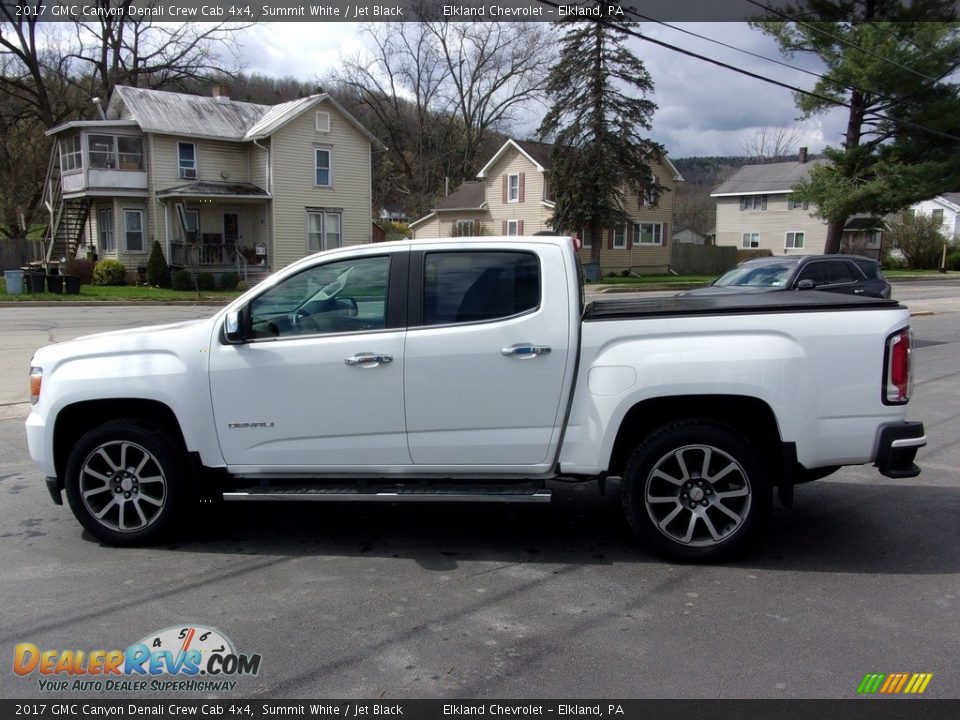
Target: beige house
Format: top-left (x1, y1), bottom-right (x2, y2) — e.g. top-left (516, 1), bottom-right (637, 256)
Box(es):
top-left (410, 139), bottom-right (683, 274)
top-left (711, 151), bottom-right (883, 258)
top-left (42, 85), bottom-right (382, 282)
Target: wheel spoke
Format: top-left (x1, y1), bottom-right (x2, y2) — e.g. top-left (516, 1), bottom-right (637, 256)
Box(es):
top-left (139, 494), bottom-right (163, 507)
top-left (708, 461), bottom-right (739, 484)
top-left (83, 486), bottom-right (111, 500)
top-left (651, 469), bottom-right (683, 486)
top-left (681, 513), bottom-right (698, 543)
top-left (132, 498), bottom-right (148, 527)
top-left (700, 447), bottom-right (712, 479)
top-left (120, 442), bottom-right (129, 472)
top-left (135, 453), bottom-right (150, 476)
top-left (647, 495), bottom-right (679, 504)
top-left (95, 498), bottom-right (117, 519)
top-left (83, 467), bottom-right (111, 483)
top-left (95, 448), bottom-right (120, 471)
top-left (117, 502), bottom-right (126, 530)
top-left (658, 504), bottom-right (683, 529)
top-left (717, 486), bottom-right (749, 500)
top-left (702, 513), bottom-right (722, 541)
top-left (715, 501), bottom-right (742, 523)
top-left (675, 449), bottom-right (691, 482)
top-left (138, 476), bottom-right (164, 484)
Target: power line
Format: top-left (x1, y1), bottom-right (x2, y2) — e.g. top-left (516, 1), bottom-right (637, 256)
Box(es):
top-left (742, 0), bottom-right (943, 84)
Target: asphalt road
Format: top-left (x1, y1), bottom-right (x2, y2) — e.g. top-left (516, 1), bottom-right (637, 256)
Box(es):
top-left (0, 280), bottom-right (958, 700)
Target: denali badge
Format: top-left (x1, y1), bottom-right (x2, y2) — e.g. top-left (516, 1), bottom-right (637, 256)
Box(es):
top-left (228, 422), bottom-right (276, 428)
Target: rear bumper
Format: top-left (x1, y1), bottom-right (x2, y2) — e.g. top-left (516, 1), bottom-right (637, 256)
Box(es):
top-left (875, 421), bottom-right (925, 479)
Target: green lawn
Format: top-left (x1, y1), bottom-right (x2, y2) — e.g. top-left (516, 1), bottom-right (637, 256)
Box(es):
top-left (0, 280), bottom-right (243, 302)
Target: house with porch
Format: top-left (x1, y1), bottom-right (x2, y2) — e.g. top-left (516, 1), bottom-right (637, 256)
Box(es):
top-left (409, 138), bottom-right (684, 274)
top-left (42, 84), bottom-right (382, 283)
top-left (711, 149), bottom-right (884, 259)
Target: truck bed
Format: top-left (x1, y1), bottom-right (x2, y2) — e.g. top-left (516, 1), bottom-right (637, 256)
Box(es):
top-left (584, 291), bottom-right (901, 321)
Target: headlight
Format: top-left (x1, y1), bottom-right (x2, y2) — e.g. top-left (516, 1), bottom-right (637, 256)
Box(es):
top-left (29, 367), bottom-right (42, 405)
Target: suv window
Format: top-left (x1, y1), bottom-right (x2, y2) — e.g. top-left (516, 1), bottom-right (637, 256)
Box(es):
top-left (852, 258), bottom-right (882, 279)
top-left (423, 251), bottom-right (540, 325)
top-left (248, 255), bottom-right (390, 339)
top-left (825, 261), bottom-right (858, 284)
top-left (795, 261), bottom-right (826, 286)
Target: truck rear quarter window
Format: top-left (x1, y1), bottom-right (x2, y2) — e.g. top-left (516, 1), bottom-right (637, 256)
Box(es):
top-left (423, 251), bottom-right (540, 326)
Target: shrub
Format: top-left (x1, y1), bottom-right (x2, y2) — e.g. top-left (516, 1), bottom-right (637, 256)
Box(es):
top-left (219, 272), bottom-right (239, 290)
top-left (64, 258), bottom-right (94, 285)
top-left (196, 272), bottom-right (215, 290)
top-left (146, 241), bottom-right (170, 287)
top-left (607, 271), bottom-right (618, 278)
top-left (946, 249), bottom-right (960, 271)
top-left (621, 269), bottom-right (631, 277)
top-left (886, 211), bottom-right (947, 269)
top-left (92, 259), bottom-right (127, 286)
top-left (171, 269), bottom-right (193, 291)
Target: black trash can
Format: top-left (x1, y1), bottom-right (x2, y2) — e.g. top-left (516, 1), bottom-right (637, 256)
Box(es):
top-left (27, 272), bottom-right (45, 293)
top-left (64, 276), bottom-right (81, 295)
top-left (46, 275), bottom-right (63, 294)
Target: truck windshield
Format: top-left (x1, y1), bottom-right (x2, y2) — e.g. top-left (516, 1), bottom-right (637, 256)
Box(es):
top-left (713, 263), bottom-right (794, 288)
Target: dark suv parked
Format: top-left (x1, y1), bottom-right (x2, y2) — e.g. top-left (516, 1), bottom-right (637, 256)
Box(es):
top-left (678, 255), bottom-right (891, 299)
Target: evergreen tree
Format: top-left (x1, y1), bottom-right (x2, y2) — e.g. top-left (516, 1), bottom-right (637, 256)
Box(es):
top-left (146, 240), bottom-right (169, 288)
top-left (754, 1), bottom-right (960, 253)
top-left (538, 4), bottom-right (661, 265)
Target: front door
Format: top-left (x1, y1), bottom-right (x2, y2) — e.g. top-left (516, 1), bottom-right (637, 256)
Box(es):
top-left (209, 251), bottom-right (409, 470)
top-left (403, 246), bottom-right (572, 467)
top-left (223, 212), bottom-right (239, 262)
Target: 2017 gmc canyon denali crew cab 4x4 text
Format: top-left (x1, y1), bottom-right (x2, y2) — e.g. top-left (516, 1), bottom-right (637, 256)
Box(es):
top-left (26, 237), bottom-right (926, 561)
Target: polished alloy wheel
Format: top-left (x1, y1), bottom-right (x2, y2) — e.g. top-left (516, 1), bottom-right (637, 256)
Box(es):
top-left (644, 443), bottom-right (752, 547)
top-left (79, 441), bottom-right (167, 533)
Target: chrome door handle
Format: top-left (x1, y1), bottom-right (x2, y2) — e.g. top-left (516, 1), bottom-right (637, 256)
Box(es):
top-left (345, 352), bottom-right (393, 368)
top-left (854, 289), bottom-right (865, 294)
top-left (501, 344), bottom-right (551, 358)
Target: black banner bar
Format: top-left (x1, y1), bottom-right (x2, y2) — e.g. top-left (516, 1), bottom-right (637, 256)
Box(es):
top-left (4, 700), bottom-right (960, 720)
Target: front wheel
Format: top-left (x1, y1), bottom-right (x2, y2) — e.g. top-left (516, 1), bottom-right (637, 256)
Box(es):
top-left (65, 420), bottom-right (188, 545)
top-left (622, 422), bottom-right (771, 562)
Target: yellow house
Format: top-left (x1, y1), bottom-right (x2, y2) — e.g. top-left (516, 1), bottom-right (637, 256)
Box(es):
top-left (409, 138), bottom-right (684, 274)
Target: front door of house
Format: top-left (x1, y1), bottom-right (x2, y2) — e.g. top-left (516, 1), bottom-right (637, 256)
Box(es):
top-left (223, 212), bottom-right (239, 260)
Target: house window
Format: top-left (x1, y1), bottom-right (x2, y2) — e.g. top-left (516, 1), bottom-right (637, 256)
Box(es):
top-left (315, 111), bottom-right (330, 132)
top-left (740, 195), bottom-right (767, 211)
top-left (613, 225), bottom-right (627, 249)
top-left (88, 135), bottom-right (116, 169)
top-left (643, 177), bottom-right (660, 206)
top-left (315, 148), bottom-right (332, 187)
top-left (60, 135), bottom-right (82, 172)
top-left (98, 207), bottom-right (115, 252)
top-left (506, 219), bottom-right (520, 236)
top-left (307, 210), bottom-right (342, 252)
top-left (789, 195), bottom-right (808, 210)
top-left (932, 208), bottom-right (944, 224)
top-left (785, 231), bottom-right (805, 249)
top-left (742, 232), bottom-right (760, 248)
top-left (507, 174), bottom-right (520, 203)
top-left (123, 209), bottom-right (145, 252)
top-left (634, 222), bottom-right (663, 246)
top-left (581, 229), bottom-right (592, 249)
top-left (178, 142), bottom-right (197, 179)
top-left (456, 220), bottom-right (475, 236)
top-left (117, 136), bottom-right (143, 170)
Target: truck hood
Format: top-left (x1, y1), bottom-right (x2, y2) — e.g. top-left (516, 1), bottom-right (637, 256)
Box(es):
top-left (31, 318), bottom-right (215, 368)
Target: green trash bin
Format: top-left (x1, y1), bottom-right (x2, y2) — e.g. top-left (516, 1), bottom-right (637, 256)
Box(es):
top-left (3, 269), bottom-right (24, 294)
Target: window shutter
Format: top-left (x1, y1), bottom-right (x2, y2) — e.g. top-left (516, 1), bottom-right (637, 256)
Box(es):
top-left (740, 197), bottom-right (746, 211)
top-left (518, 220), bottom-right (524, 235)
top-left (653, 176), bottom-right (660, 207)
top-left (662, 222), bottom-right (668, 245)
top-left (519, 173), bottom-right (525, 203)
top-left (761, 195), bottom-right (768, 211)
top-left (502, 220), bottom-right (507, 235)
top-left (502, 175), bottom-right (508, 204)
top-left (627, 223), bottom-right (633, 250)
top-left (607, 228), bottom-right (613, 250)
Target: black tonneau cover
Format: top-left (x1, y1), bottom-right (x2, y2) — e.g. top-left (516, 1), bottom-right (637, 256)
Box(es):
top-left (584, 291), bottom-right (901, 321)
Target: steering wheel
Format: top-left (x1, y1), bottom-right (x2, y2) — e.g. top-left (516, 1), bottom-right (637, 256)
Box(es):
top-left (291, 308), bottom-right (321, 332)
top-left (315, 267), bottom-right (353, 301)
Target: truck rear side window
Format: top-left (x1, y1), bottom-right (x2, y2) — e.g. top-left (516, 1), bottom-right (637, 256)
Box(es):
top-left (423, 251), bottom-right (540, 326)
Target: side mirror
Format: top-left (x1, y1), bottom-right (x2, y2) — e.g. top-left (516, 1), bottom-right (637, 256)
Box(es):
top-left (224, 308), bottom-right (245, 344)
top-left (797, 279), bottom-right (816, 290)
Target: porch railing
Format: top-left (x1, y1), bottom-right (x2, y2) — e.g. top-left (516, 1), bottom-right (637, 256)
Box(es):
top-left (171, 240), bottom-right (239, 267)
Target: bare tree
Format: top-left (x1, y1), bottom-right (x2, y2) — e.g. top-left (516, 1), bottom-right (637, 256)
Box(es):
top-left (331, 21), bottom-right (553, 217)
top-left (741, 126), bottom-right (804, 162)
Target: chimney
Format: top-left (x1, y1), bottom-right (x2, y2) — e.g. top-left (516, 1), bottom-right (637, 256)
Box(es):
top-left (211, 84), bottom-right (231, 103)
top-left (798, 146), bottom-right (808, 164)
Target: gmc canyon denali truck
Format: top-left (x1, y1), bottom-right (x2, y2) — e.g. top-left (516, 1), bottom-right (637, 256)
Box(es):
top-left (26, 237), bottom-right (925, 561)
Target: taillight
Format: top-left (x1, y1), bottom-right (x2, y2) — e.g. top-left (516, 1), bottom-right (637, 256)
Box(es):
top-left (29, 367), bottom-right (42, 405)
top-left (883, 329), bottom-right (912, 404)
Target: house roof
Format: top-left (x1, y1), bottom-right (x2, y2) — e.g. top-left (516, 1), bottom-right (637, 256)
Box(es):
top-left (843, 214), bottom-right (884, 230)
top-left (477, 137), bottom-right (685, 182)
top-left (936, 192), bottom-right (960, 209)
top-left (45, 120), bottom-right (140, 136)
top-left (711, 159), bottom-right (824, 197)
top-left (433, 180), bottom-right (486, 210)
top-left (105, 86), bottom-right (384, 147)
top-left (156, 181), bottom-right (270, 199)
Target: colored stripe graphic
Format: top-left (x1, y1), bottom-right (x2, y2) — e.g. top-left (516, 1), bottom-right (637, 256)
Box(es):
top-left (857, 672), bottom-right (932, 694)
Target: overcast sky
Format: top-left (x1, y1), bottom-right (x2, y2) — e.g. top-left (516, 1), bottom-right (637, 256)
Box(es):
top-left (236, 21), bottom-right (848, 159)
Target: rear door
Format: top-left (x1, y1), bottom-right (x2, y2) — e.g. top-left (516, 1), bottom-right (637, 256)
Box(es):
top-left (403, 243), bottom-right (573, 468)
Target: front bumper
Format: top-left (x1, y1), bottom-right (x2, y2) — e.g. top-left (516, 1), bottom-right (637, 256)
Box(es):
top-left (875, 421), bottom-right (926, 479)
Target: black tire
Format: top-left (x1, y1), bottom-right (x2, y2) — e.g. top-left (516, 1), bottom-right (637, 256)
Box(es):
top-left (64, 419), bottom-right (188, 545)
top-left (621, 422), bottom-right (771, 562)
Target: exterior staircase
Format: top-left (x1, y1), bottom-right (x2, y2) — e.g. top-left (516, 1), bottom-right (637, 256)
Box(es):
top-left (41, 146), bottom-right (92, 264)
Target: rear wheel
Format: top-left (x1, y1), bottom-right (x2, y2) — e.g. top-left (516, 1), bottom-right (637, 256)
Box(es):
top-left (65, 420), bottom-right (187, 545)
top-left (622, 422), bottom-right (771, 562)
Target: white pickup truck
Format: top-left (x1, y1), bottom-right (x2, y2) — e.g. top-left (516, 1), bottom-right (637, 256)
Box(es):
top-left (26, 237), bottom-right (925, 560)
